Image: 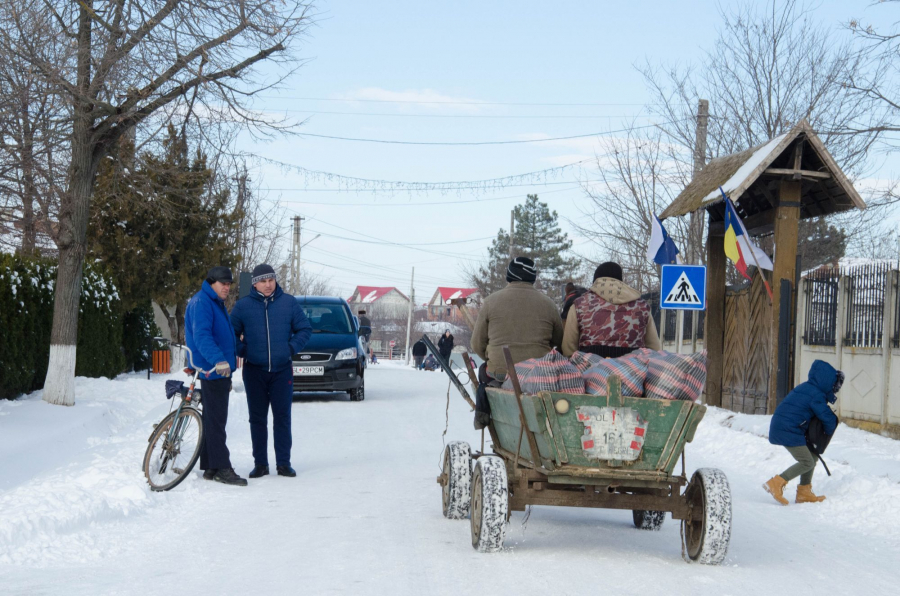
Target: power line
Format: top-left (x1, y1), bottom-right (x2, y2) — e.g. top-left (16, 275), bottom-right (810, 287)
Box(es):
top-left (296, 120), bottom-right (683, 146)
top-left (305, 229), bottom-right (494, 247)
top-left (254, 156), bottom-right (595, 194)
top-left (274, 109), bottom-right (656, 120)
top-left (273, 185), bottom-right (582, 207)
top-left (260, 96), bottom-right (656, 107)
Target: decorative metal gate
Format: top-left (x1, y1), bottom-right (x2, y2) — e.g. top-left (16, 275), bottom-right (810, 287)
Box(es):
top-left (721, 274), bottom-right (772, 414)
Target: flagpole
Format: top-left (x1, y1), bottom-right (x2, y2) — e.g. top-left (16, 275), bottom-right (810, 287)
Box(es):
top-left (722, 191), bottom-right (773, 301)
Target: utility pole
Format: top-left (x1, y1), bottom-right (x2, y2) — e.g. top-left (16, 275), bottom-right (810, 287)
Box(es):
top-left (509, 210), bottom-right (516, 262)
top-left (405, 267), bottom-right (415, 365)
top-left (290, 215), bottom-right (304, 294)
top-left (688, 99), bottom-right (709, 354)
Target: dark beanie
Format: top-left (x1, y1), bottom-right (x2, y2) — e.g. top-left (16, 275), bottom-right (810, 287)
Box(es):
top-left (593, 262), bottom-right (623, 281)
top-left (251, 263), bottom-right (276, 285)
top-left (206, 266), bottom-right (233, 284)
top-left (507, 257), bottom-right (537, 283)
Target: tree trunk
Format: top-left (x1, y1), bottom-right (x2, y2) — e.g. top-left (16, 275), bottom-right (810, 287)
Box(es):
top-left (176, 300), bottom-right (187, 344)
top-left (42, 4), bottom-right (94, 407)
top-left (160, 304), bottom-right (180, 343)
top-left (18, 103), bottom-right (38, 255)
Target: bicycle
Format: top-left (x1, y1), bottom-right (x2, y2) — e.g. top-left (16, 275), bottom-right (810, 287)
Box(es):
top-left (142, 344), bottom-right (207, 492)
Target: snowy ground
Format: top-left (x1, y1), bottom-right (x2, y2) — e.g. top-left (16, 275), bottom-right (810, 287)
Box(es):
top-left (1, 362), bottom-right (899, 595)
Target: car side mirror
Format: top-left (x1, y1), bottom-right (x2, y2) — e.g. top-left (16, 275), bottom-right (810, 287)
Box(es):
top-left (358, 326), bottom-right (371, 337)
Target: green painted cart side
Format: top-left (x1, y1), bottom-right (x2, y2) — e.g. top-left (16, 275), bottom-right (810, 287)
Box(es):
top-left (485, 375), bottom-right (707, 477)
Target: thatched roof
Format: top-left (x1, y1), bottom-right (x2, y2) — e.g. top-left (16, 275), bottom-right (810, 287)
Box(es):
top-left (660, 120), bottom-right (865, 231)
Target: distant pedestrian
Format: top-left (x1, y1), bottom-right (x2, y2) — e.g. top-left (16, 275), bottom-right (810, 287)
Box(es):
top-left (412, 339), bottom-right (428, 369)
top-left (437, 329), bottom-right (454, 371)
top-left (231, 264), bottom-right (313, 479)
top-left (185, 266), bottom-right (246, 486)
top-left (764, 360), bottom-right (842, 505)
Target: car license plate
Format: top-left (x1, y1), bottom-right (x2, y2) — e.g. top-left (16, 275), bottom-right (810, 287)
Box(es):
top-left (293, 366), bottom-right (324, 376)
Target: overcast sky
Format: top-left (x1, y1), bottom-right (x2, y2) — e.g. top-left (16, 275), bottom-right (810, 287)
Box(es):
top-left (241, 0), bottom-right (891, 303)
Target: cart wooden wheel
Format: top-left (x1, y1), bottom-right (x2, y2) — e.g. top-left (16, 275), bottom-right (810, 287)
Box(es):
top-left (632, 510), bottom-right (666, 530)
top-left (441, 441), bottom-right (471, 519)
top-left (683, 468), bottom-right (732, 565)
top-left (470, 456), bottom-right (508, 552)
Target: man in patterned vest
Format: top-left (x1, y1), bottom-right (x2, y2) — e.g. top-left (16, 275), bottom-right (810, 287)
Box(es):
top-left (561, 262), bottom-right (661, 358)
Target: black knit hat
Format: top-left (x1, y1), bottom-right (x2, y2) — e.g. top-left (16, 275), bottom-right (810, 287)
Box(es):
top-left (507, 257), bottom-right (537, 283)
top-left (206, 266), bottom-right (233, 284)
top-left (593, 262), bottom-right (623, 281)
top-left (251, 263), bottom-right (276, 285)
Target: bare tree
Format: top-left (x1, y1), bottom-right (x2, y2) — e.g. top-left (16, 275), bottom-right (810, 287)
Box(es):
top-left (571, 126), bottom-right (689, 294)
top-left (0, 0), bottom-right (313, 405)
top-left (642, 0), bottom-right (882, 177)
top-left (0, 50), bottom-right (68, 254)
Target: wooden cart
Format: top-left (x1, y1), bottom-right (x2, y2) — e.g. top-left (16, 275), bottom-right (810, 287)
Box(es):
top-left (438, 349), bottom-right (732, 564)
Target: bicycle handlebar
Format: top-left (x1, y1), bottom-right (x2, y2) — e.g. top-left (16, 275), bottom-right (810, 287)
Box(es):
top-left (168, 343), bottom-right (210, 375)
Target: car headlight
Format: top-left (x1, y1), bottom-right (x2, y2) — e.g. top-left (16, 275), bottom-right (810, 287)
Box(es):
top-left (336, 347), bottom-right (358, 360)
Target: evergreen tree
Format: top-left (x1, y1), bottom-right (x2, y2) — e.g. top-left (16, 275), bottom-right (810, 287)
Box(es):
top-left (87, 126), bottom-right (239, 342)
top-left (471, 195), bottom-right (579, 301)
top-left (798, 217), bottom-right (847, 271)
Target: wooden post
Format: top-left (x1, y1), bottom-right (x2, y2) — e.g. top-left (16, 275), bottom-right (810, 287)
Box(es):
top-left (768, 179), bottom-right (801, 414)
top-left (705, 229), bottom-right (726, 407)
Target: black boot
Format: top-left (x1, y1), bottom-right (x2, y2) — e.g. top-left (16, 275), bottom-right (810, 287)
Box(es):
top-left (213, 468), bottom-right (248, 486)
top-left (276, 465), bottom-right (297, 477)
top-left (203, 469), bottom-right (217, 481)
top-left (249, 464), bottom-right (270, 479)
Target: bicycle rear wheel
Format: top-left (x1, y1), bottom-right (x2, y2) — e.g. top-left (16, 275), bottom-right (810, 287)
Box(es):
top-left (143, 407), bottom-right (203, 491)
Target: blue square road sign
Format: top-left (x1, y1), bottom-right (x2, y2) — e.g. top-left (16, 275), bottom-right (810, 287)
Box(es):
top-left (660, 265), bottom-right (706, 310)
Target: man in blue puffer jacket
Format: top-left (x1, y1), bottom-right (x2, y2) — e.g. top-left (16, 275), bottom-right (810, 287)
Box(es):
top-left (764, 359), bottom-right (842, 505)
top-left (185, 266), bottom-right (246, 486)
top-left (231, 264), bottom-right (312, 479)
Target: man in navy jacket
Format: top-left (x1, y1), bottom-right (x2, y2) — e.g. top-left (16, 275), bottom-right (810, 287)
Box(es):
top-left (231, 264), bottom-right (312, 478)
top-left (764, 359), bottom-right (842, 505)
top-left (185, 266), bottom-right (247, 486)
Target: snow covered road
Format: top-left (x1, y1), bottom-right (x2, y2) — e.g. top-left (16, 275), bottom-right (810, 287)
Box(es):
top-left (1, 362), bottom-right (899, 595)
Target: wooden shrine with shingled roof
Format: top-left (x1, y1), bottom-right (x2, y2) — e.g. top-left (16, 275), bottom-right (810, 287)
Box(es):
top-left (660, 120), bottom-right (866, 414)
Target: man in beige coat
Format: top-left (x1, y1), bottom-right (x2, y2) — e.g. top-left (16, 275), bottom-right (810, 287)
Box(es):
top-left (472, 257), bottom-right (564, 378)
top-left (562, 262), bottom-right (661, 358)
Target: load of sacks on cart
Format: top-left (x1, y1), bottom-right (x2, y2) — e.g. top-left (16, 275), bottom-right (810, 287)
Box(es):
top-left (500, 348), bottom-right (707, 402)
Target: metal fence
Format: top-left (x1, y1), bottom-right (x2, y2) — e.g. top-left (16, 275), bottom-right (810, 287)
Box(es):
top-left (663, 310), bottom-right (676, 342)
top-left (803, 268), bottom-right (840, 346)
top-left (844, 263), bottom-right (890, 348)
top-left (894, 272), bottom-right (900, 348)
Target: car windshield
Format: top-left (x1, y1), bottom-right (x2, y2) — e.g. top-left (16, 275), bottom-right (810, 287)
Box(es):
top-left (300, 302), bottom-right (353, 334)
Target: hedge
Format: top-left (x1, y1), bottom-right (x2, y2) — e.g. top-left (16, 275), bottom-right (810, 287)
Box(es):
top-left (0, 254), bottom-right (153, 399)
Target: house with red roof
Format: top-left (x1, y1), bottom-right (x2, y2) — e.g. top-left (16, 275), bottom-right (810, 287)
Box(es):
top-left (347, 286), bottom-right (410, 319)
top-left (427, 287), bottom-right (480, 324)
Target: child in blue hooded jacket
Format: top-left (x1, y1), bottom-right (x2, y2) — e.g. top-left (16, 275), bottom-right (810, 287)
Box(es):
top-left (764, 360), bottom-right (843, 505)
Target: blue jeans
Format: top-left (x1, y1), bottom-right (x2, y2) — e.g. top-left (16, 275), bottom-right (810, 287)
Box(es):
top-left (242, 363), bottom-right (294, 467)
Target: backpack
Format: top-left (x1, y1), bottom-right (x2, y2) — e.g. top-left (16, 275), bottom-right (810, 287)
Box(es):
top-left (805, 415), bottom-right (838, 476)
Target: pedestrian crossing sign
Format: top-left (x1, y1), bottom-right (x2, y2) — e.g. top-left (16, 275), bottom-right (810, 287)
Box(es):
top-left (660, 265), bottom-right (706, 310)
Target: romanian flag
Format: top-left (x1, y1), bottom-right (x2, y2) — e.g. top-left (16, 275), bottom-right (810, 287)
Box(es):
top-left (721, 188), bottom-right (773, 281)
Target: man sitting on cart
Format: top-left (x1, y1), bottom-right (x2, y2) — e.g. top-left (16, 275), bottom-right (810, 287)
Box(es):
top-left (472, 256), bottom-right (564, 380)
top-left (561, 261), bottom-right (661, 358)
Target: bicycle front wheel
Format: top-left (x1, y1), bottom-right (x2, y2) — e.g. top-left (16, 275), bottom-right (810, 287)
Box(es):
top-left (143, 407), bottom-right (204, 492)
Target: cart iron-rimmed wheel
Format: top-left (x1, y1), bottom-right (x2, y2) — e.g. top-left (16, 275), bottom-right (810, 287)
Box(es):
top-left (470, 456), bottom-right (508, 552)
top-left (683, 467), bottom-right (732, 564)
top-left (441, 441), bottom-right (471, 519)
top-left (632, 509), bottom-right (666, 530)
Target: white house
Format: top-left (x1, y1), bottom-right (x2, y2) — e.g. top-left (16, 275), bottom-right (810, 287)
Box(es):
top-left (347, 286), bottom-right (410, 319)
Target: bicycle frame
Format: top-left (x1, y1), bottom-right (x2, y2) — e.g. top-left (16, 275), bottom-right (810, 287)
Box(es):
top-left (156, 345), bottom-right (208, 475)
